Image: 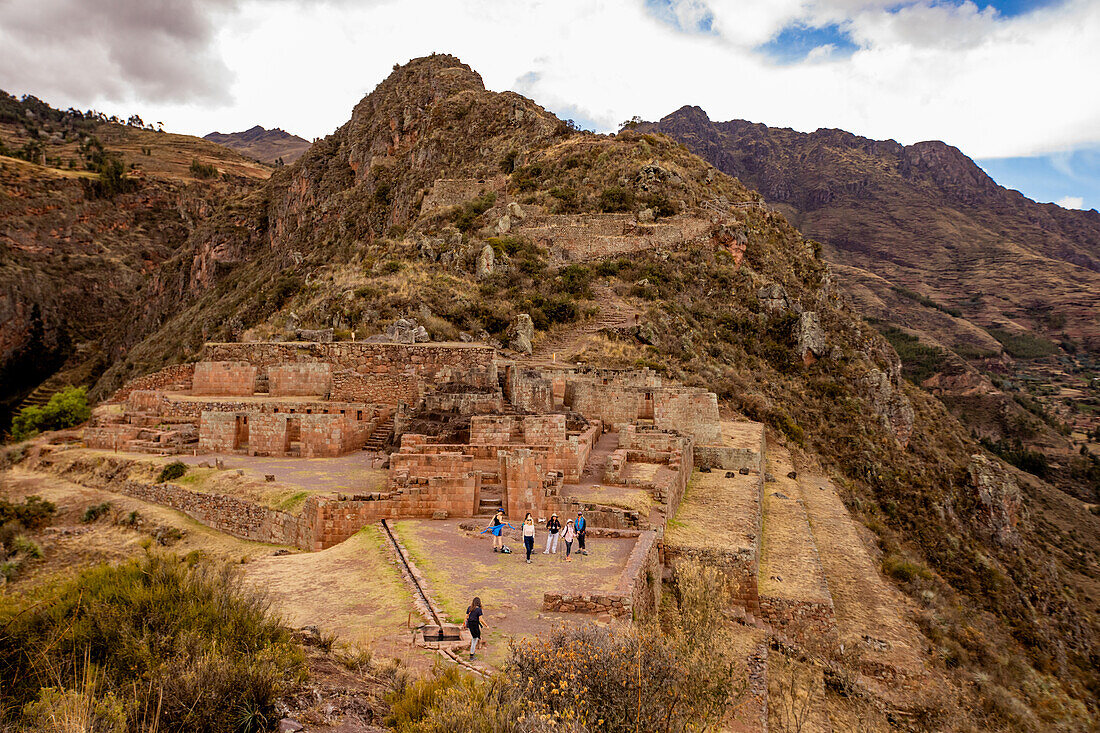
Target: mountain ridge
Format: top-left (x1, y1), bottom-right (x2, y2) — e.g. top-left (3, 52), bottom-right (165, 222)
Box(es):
top-left (204, 124), bottom-right (311, 164)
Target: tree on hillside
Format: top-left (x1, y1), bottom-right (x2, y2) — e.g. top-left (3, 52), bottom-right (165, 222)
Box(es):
top-left (10, 386), bottom-right (91, 441)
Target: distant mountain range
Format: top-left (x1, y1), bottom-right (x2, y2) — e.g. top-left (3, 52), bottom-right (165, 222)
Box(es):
top-left (640, 106), bottom-right (1100, 498)
top-left (640, 106), bottom-right (1100, 355)
top-left (204, 125), bottom-right (311, 165)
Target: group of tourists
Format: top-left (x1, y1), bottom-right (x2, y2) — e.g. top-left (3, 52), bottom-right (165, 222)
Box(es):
top-left (482, 509), bottom-right (588, 563)
top-left (466, 510), bottom-right (591, 659)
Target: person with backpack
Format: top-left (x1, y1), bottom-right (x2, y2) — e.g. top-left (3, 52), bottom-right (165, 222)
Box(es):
top-left (522, 513), bottom-right (536, 563)
top-left (464, 596), bottom-right (487, 660)
top-left (543, 512), bottom-right (561, 555)
top-left (561, 518), bottom-right (577, 561)
top-left (575, 511), bottom-right (588, 555)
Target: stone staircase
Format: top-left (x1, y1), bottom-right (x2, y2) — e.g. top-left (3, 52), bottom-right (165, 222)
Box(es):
top-left (362, 414), bottom-right (395, 452)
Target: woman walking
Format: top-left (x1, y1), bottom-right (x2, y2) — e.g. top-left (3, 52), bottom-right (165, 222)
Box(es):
top-left (544, 512), bottom-right (561, 554)
top-left (522, 513), bottom-right (536, 563)
top-left (561, 518), bottom-right (577, 561)
top-left (464, 596), bottom-right (487, 660)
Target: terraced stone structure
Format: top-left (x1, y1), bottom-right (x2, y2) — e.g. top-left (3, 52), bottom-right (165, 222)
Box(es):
top-left (80, 337), bottom-right (929, 702)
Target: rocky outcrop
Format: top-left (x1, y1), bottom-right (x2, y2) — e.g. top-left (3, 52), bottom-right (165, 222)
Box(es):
top-left (966, 453), bottom-right (1023, 546)
top-left (475, 244), bottom-right (495, 278)
top-left (795, 311), bottom-right (825, 365)
top-left (508, 313), bottom-right (534, 354)
top-left (858, 367), bottom-right (914, 447)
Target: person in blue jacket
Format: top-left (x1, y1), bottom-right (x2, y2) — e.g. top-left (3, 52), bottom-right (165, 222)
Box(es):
top-left (483, 510), bottom-right (515, 553)
top-left (575, 512), bottom-right (588, 555)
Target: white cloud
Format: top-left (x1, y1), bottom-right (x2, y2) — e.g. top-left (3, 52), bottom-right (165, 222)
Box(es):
top-left (0, 0), bottom-right (1097, 160)
top-left (1056, 195), bottom-right (1084, 209)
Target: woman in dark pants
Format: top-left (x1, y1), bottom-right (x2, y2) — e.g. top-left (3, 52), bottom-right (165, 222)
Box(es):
top-left (521, 513), bottom-right (535, 563)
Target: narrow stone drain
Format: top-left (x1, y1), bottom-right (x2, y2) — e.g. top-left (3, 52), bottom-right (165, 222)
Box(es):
top-left (379, 518), bottom-right (462, 643)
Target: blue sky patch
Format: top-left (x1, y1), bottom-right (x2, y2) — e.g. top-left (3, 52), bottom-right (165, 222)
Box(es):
top-left (977, 146), bottom-right (1100, 211)
top-left (966, 0), bottom-right (1064, 19)
top-left (757, 23), bottom-right (859, 65)
top-left (643, 0), bottom-right (715, 34)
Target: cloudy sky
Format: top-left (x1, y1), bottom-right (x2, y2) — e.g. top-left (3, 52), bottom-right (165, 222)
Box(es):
top-left (1, 0), bottom-right (1098, 209)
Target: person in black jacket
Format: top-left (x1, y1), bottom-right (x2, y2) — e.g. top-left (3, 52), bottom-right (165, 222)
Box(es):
top-left (543, 512), bottom-right (561, 554)
top-left (464, 596), bottom-right (487, 659)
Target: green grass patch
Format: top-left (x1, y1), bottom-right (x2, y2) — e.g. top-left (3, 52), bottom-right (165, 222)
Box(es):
top-left (275, 490), bottom-right (310, 513)
top-left (985, 328), bottom-right (1058, 359)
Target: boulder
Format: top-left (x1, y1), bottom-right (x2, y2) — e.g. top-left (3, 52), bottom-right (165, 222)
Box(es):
top-left (371, 318), bottom-right (431, 344)
top-left (507, 202), bottom-right (526, 221)
top-left (476, 244), bottom-right (495, 278)
top-left (858, 367), bottom-right (915, 447)
top-left (494, 213), bottom-right (512, 235)
top-left (967, 454), bottom-right (1023, 546)
top-left (508, 313), bottom-right (535, 354)
top-left (758, 284), bottom-right (798, 315)
top-left (795, 311), bottom-right (826, 364)
top-left (637, 207), bottom-right (655, 223)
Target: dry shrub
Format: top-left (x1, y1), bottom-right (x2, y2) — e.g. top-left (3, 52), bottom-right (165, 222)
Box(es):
top-left (0, 553), bottom-right (304, 731)
top-left (388, 560), bottom-right (746, 732)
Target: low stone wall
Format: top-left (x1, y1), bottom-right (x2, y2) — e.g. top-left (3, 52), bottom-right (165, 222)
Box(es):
top-left (110, 364), bottom-right (195, 402)
top-left (758, 596), bottom-right (837, 641)
top-left (543, 529), bottom-right (660, 620)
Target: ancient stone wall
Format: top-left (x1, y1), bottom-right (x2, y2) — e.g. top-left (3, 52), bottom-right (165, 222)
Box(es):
top-left (191, 361), bottom-right (257, 396)
top-left (757, 597), bottom-right (837, 642)
top-left (522, 414), bottom-right (567, 445)
top-left (269, 362), bottom-right (332, 397)
top-left (330, 371), bottom-right (420, 405)
top-left (201, 342), bottom-right (498, 387)
top-left (301, 413), bottom-right (360, 457)
top-left (110, 363), bottom-right (195, 401)
top-left (199, 412), bottom-right (240, 452)
top-left (653, 391), bottom-right (721, 444)
top-left (249, 413), bottom-right (291, 455)
top-left (469, 415), bottom-right (523, 444)
top-left (662, 545), bottom-right (760, 616)
top-left (126, 390), bottom-right (165, 414)
top-left (511, 373), bottom-right (554, 413)
top-left (567, 382), bottom-right (647, 428)
top-left (83, 426), bottom-right (141, 450)
top-left (422, 390), bottom-right (503, 415)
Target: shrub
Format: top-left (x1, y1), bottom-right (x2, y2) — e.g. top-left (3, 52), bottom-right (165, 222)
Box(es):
top-left (598, 186), bottom-right (634, 212)
top-left (0, 554), bottom-right (303, 731)
top-left (10, 535), bottom-right (42, 559)
top-left (189, 158), bottom-right (218, 179)
top-left (10, 386), bottom-right (92, 441)
top-left (557, 264), bottom-right (592, 297)
top-left (81, 502), bottom-right (111, 523)
top-left (452, 192), bottom-right (497, 233)
top-left (883, 553), bottom-right (933, 583)
top-left (0, 495), bottom-right (55, 530)
top-left (548, 186), bottom-right (580, 213)
top-left (880, 327), bottom-right (948, 384)
top-left (985, 327), bottom-right (1057, 359)
top-left (158, 461), bottom-right (188, 483)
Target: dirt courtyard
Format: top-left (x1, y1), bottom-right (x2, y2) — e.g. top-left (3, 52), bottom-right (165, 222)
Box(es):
top-left (392, 518), bottom-right (638, 667)
top-left (178, 452), bottom-right (388, 495)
